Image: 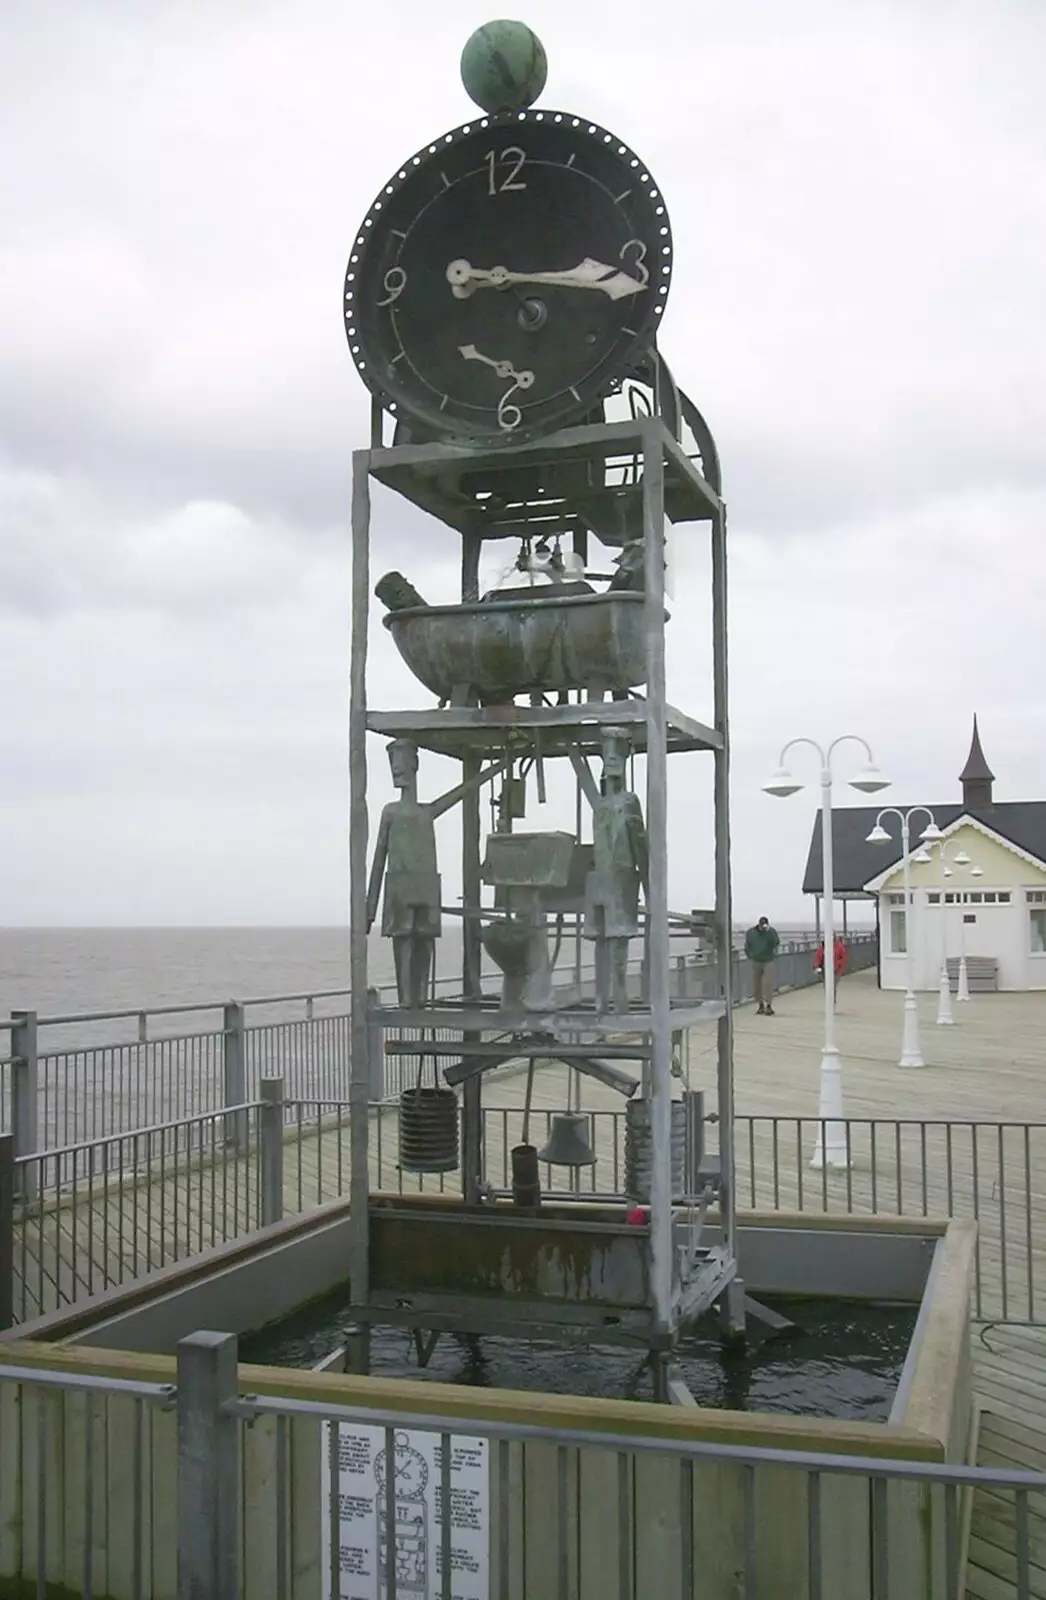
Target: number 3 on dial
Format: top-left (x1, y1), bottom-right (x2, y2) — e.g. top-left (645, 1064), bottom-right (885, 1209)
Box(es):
top-left (619, 240), bottom-right (649, 287)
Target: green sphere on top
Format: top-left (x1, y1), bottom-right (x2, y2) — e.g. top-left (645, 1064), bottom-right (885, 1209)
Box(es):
top-left (460, 20), bottom-right (548, 114)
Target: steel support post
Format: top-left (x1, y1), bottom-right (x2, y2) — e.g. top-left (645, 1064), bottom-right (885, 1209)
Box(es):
top-left (460, 526), bottom-right (484, 1205)
top-left (176, 1330), bottom-right (240, 1599)
top-left (259, 1076), bottom-right (284, 1228)
top-left (641, 421), bottom-right (673, 1347)
top-left (366, 987), bottom-right (385, 1100)
top-left (711, 504), bottom-right (742, 1337)
top-left (348, 447), bottom-right (372, 1372)
top-left (10, 1010), bottom-right (38, 1203)
top-left (221, 1002), bottom-right (247, 1152)
top-left (0, 1134), bottom-right (14, 1330)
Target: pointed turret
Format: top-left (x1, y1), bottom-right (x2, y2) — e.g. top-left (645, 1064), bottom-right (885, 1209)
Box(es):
top-left (960, 715), bottom-right (995, 810)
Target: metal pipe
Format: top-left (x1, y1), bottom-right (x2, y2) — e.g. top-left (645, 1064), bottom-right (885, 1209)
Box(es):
top-left (640, 419), bottom-right (672, 1347)
top-left (348, 448), bottom-right (373, 1356)
top-left (711, 501), bottom-right (738, 1288)
top-left (461, 528), bottom-right (484, 1205)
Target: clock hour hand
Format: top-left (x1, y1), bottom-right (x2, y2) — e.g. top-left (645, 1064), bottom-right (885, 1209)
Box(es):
top-left (458, 344), bottom-right (534, 389)
top-left (447, 257), bottom-right (646, 302)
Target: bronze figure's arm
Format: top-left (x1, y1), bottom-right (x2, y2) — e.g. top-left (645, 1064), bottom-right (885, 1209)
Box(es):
top-left (626, 794), bottom-right (650, 897)
top-left (567, 746), bottom-right (601, 811)
top-left (366, 808), bottom-right (392, 930)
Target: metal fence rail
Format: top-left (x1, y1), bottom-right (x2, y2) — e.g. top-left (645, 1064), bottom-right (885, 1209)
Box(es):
top-left (3, 1093), bottom-right (1040, 1330)
top-left (0, 1336), bottom-right (1042, 1599)
top-left (1, 1104), bottom-right (266, 1324)
top-left (272, 1102), bottom-right (1045, 1327)
top-left (0, 934), bottom-right (876, 1163)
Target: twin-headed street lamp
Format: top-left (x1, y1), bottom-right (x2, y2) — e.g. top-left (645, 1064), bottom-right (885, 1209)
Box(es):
top-left (912, 839), bottom-right (980, 1016)
top-left (763, 736), bottom-right (889, 1169)
top-left (866, 808), bottom-right (941, 1066)
top-left (867, 817), bottom-right (984, 1054)
top-left (954, 860), bottom-right (984, 1002)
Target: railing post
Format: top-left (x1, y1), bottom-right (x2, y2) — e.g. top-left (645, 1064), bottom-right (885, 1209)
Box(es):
top-left (176, 1330), bottom-right (240, 1599)
top-left (10, 1010), bottom-right (38, 1203)
top-left (222, 1002), bottom-right (247, 1151)
top-left (366, 987), bottom-right (384, 1101)
top-left (683, 1090), bottom-right (705, 1196)
top-left (259, 1077), bottom-right (284, 1228)
top-left (0, 1133), bottom-right (14, 1330)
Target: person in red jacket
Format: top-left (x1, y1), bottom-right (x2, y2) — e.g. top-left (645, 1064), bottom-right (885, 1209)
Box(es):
top-left (813, 934), bottom-right (847, 1005)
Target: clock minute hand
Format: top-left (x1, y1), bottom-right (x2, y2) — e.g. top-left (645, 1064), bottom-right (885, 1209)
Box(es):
top-left (458, 344), bottom-right (534, 388)
top-left (458, 342), bottom-right (507, 376)
top-left (447, 258), bottom-right (646, 302)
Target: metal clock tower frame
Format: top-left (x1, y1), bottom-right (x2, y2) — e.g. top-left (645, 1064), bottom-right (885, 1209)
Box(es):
top-left (340, 64), bottom-right (742, 1396)
top-left (344, 386), bottom-right (741, 1397)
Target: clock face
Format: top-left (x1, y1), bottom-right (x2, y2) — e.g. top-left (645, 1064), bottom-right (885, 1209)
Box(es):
top-left (374, 1433), bottom-right (429, 1499)
top-left (344, 111), bottom-right (672, 444)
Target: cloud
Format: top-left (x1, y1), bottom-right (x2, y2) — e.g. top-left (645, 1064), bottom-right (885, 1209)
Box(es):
top-left (1, 0), bottom-right (1045, 926)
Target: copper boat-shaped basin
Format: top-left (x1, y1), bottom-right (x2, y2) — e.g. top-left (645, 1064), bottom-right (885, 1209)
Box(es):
top-left (383, 588), bottom-right (660, 700)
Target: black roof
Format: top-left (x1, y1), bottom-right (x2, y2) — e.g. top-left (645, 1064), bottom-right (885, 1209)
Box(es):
top-left (960, 715), bottom-right (995, 784)
top-left (802, 802), bottom-right (1046, 895)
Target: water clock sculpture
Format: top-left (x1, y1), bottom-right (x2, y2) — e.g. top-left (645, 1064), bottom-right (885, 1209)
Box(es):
top-left (343, 19), bottom-right (741, 1402)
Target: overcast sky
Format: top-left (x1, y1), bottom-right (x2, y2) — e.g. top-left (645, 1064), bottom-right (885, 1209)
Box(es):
top-left (3, 0), bottom-right (1045, 927)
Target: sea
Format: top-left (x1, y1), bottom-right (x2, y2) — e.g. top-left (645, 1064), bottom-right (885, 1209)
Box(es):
top-left (0, 924), bottom-right (836, 1023)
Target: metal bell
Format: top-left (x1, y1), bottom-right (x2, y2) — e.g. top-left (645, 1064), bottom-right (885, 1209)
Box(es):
top-left (537, 1112), bottom-right (596, 1168)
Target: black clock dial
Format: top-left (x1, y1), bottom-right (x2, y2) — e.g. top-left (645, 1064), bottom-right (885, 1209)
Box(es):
top-left (344, 111), bottom-right (672, 444)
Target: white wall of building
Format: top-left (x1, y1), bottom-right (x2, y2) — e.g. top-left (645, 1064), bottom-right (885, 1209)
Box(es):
top-left (872, 822), bottom-right (1046, 993)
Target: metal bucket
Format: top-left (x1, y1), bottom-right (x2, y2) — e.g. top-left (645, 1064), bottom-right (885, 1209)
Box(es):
top-left (398, 1087), bottom-right (459, 1174)
top-left (624, 1098), bottom-right (687, 1202)
top-left (511, 1143), bottom-right (541, 1209)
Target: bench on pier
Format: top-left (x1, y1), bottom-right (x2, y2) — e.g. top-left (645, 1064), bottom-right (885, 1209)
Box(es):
top-left (946, 955), bottom-right (999, 993)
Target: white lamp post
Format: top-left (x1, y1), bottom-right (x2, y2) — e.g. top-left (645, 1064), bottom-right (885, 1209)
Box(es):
top-left (956, 864), bottom-right (983, 1001)
top-left (764, 736), bottom-right (889, 1169)
top-left (923, 840), bottom-right (974, 1023)
top-left (866, 808), bottom-right (941, 1068)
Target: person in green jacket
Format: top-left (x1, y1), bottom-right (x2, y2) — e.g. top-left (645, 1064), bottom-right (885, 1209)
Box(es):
top-left (745, 916), bottom-right (781, 1015)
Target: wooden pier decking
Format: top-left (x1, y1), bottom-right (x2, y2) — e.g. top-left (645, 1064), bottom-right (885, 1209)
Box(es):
top-left (6, 971), bottom-right (1046, 1596)
top-left (11, 970), bottom-right (1046, 1322)
top-left (968, 1325), bottom-right (1046, 1599)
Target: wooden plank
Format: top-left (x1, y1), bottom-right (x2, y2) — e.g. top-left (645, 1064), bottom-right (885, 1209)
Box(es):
top-left (147, 1397), bottom-right (178, 1598)
top-left (242, 1413), bottom-right (282, 1598)
top-left (967, 1397), bottom-right (1046, 1600)
top-left (966, 1532), bottom-right (1046, 1598)
top-left (104, 1391), bottom-right (152, 1600)
top-left (0, 1380), bottom-right (19, 1575)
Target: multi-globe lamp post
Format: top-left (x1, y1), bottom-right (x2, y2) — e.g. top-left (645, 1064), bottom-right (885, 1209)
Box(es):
top-left (912, 838), bottom-right (977, 1021)
top-left (763, 736), bottom-right (890, 1169)
top-left (866, 808), bottom-right (942, 1067)
top-left (954, 859), bottom-right (984, 1002)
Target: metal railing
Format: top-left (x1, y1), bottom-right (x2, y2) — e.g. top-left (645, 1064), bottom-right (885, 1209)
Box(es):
top-left (3, 1092), bottom-right (1042, 1330)
top-left (272, 1103), bottom-right (1043, 1326)
top-left (1, 1102), bottom-right (268, 1325)
top-left (0, 1334), bottom-right (1042, 1598)
top-left (0, 933), bottom-right (877, 1162)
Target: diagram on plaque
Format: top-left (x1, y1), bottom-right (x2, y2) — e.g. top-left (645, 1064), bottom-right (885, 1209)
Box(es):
top-left (321, 1423), bottom-right (489, 1600)
top-left (375, 1432), bottom-right (428, 1595)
